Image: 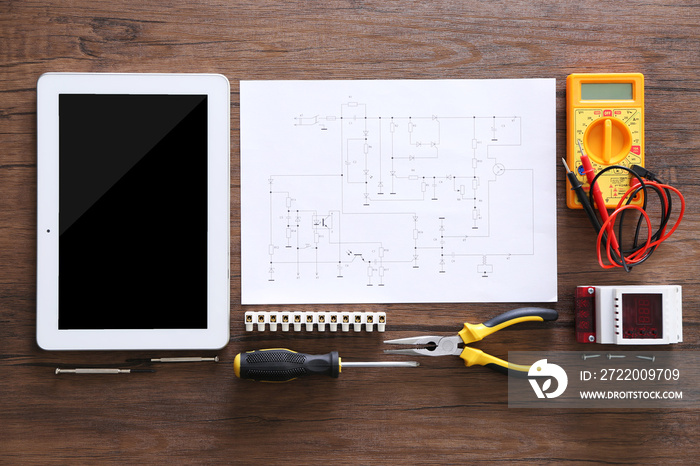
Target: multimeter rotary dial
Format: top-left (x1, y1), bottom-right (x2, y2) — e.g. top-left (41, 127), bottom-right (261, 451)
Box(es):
top-left (583, 115), bottom-right (632, 166)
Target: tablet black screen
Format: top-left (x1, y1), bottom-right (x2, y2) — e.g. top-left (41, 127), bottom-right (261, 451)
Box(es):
top-left (58, 94), bottom-right (208, 329)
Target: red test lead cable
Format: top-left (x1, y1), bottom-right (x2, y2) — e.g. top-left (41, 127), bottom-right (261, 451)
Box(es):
top-left (590, 166), bottom-right (685, 270)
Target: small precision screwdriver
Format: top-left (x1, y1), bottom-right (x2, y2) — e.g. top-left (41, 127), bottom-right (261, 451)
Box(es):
top-left (233, 349), bottom-right (419, 382)
top-left (125, 356), bottom-right (219, 364)
top-left (55, 368), bottom-right (154, 375)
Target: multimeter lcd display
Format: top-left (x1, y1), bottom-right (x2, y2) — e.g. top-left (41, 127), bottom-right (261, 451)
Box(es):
top-left (621, 293), bottom-right (663, 339)
top-left (58, 94), bottom-right (208, 329)
top-left (580, 83), bottom-right (633, 100)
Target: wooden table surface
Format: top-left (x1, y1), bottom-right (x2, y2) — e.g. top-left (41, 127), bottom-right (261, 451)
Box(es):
top-left (2, 0), bottom-right (699, 463)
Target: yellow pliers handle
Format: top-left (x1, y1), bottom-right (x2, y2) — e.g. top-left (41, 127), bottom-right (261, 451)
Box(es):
top-left (457, 307), bottom-right (559, 375)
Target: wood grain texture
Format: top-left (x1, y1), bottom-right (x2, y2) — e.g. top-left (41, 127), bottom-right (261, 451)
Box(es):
top-left (1, 0), bottom-right (699, 463)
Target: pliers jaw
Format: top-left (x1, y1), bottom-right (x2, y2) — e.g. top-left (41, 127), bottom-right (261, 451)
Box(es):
top-left (383, 335), bottom-right (463, 357)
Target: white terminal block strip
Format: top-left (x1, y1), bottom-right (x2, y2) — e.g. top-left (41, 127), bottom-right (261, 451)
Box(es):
top-left (245, 311), bottom-right (386, 332)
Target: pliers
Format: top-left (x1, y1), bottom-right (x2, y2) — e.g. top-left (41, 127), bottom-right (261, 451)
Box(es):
top-left (384, 307), bottom-right (558, 376)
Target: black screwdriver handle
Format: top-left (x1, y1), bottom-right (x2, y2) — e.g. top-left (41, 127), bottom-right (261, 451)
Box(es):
top-left (234, 349), bottom-right (340, 382)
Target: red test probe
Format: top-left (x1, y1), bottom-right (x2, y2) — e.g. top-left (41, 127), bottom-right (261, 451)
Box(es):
top-left (577, 139), bottom-right (620, 251)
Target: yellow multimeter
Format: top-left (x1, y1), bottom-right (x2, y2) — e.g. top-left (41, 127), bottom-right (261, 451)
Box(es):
top-left (566, 73), bottom-right (644, 209)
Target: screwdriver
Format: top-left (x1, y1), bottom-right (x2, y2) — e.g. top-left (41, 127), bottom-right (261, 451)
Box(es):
top-left (55, 368), bottom-right (154, 375)
top-left (233, 349), bottom-right (419, 382)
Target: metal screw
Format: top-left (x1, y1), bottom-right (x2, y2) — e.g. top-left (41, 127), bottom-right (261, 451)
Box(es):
top-left (588, 287), bottom-right (595, 295)
top-left (636, 355), bottom-right (656, 362)
top-left (581, 354), bottom-right (601, 360)
top-left (606, 353), bottom-right (626, 359)
top-left (588, 335), bottom-right (595, 342)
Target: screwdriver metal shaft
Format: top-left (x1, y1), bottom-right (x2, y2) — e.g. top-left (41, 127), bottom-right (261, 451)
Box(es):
top-left (341, 361), bottom-right (419, 368)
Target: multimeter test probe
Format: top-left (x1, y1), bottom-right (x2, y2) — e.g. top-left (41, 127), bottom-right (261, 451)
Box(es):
top-left (562, 156), bottom-right (685, 271)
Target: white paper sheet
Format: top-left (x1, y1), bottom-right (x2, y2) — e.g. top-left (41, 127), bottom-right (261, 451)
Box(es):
top-left (241, 79), bottom-right (557, 304)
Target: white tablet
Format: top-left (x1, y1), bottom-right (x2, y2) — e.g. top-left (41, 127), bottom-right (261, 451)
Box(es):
top-left (37, 73), bottom-right (230, 350)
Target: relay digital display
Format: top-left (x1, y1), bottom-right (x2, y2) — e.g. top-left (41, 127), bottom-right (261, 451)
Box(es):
top-left (622, 293), bottom-right (663, 339)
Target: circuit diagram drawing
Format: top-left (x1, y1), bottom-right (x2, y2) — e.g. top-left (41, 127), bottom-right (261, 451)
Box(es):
top-left (241, 80), bottom-right (557, 304)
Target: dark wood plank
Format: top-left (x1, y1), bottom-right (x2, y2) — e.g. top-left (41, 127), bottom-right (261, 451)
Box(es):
top-left (1, 0), bottom-right (699, 463)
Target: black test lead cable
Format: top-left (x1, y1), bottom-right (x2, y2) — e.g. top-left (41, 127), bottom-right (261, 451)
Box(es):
top-left (585, 163), bottom-right (684, 270)
top-left (562, 158), bottom-right (603, 232)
